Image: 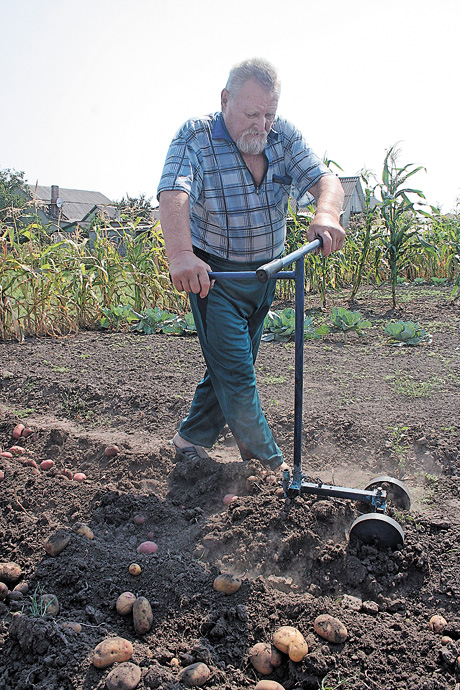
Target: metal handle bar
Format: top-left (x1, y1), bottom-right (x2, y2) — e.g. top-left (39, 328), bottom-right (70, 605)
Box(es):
top-left (207, 237), bottom-right (322, 283)
top-left (255, 237), bottom-right (322, 283)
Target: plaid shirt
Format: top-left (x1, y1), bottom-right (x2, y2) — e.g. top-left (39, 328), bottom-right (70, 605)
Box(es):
top-left (157, 112), bottom-right (331, 262)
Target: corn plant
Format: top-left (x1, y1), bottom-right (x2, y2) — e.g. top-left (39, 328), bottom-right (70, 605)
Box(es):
top-left (375, 144), bottom-right (433, 308)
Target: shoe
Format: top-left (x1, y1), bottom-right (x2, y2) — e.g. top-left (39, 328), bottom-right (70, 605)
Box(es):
top-left (174, 444), bottom-right (202, 463)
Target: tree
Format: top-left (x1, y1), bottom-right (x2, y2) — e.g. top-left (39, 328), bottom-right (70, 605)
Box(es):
top-left (0, 167), bottom-right (29, 223)
top-left (114, 193), bottom-right (155, 224)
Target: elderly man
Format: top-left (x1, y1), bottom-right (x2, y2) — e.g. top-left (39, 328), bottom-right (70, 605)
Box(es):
top-left (158, 57), bottom-right (344, 471)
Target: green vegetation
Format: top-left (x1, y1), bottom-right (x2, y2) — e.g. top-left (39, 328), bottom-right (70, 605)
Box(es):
top-left (1, 143), bottom-right (460, 341)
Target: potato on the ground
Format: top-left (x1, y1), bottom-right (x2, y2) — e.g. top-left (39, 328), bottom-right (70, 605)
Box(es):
top-left (136, 541), bottom-right (158, 554)
top-left (129, 563), bottom-right (141, 576)
top-left (40, 593), bottom-right (60, 616)
top-left (249, 642), bottom-right (283, 675)
top-left (44, 530), bottom-right (71, 556)
top-left (0, 562), bottom-right (22, 585)
top-left (213, 573), bottom-right (242, 595)
top-left (92, 636), bottom-right (133, 669)
top-left (104, 444), bottom-right (120, 457)
top-left (430, 614), bottom-right (447, 633)
top-left (179, 662), bottom-right (211, 687)
top-left (255, 682), bottom-right (285, 690)
top-left (132, 596), bottom-right (153, 635)
top-left (40, 460), bottom-right (54, 470)
top-left (12, 424), bottom-right (25, 440)
top-left (0, 582), bottom-right (9, 600)
top-left (106, 662), bottom-right (141, 690)
top-left (61, 621), bottom-right (82, 632)
top-left (314, 614), bottom-right (348, 644)
top-left (116, 591), bottom-right (136, 616)
top-left (73, 523), bottom-right (94, 539)
top-left (273, 625), bottom-right (308, 661)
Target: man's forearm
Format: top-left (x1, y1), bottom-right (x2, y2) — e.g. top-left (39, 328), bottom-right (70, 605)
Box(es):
top-left (159, 190), bottom-right (193, 260)
top-left (309, 175), bottom-right (344, 222)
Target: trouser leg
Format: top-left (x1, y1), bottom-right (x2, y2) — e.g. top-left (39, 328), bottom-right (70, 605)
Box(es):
top-left (178, 259), bottom-right (283, 470)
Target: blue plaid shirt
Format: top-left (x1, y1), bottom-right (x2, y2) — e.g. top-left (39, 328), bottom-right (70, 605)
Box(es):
top-left (157, 112), bottom-right (331, 262)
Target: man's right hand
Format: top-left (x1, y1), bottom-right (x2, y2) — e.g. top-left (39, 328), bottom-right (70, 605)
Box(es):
top-left (169, 250), bottom-right (213, 298)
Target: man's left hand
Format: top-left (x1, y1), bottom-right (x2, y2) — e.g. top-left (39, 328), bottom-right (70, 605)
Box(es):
top-left (307, 211), bottom-right (345, 257)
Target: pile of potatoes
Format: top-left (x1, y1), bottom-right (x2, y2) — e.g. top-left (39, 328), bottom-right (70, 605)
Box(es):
top-left (249, 616), bottom-right (348, 677)
top-left (116, 591), bottom-right (153, 636)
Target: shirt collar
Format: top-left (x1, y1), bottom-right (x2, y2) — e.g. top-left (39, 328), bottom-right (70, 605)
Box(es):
top-left (212, 112), bottom-right (279, 143)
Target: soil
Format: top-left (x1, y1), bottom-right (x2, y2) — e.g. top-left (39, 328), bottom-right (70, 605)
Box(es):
top-left (1, 284), bottom-right (460, 690)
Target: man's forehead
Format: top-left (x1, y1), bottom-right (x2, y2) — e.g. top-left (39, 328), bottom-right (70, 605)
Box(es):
top-left (233, 80), bottom-right (279, 108)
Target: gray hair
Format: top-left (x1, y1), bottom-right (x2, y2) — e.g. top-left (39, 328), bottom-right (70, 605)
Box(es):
top-left (225, 58), bottom-right (281, 98)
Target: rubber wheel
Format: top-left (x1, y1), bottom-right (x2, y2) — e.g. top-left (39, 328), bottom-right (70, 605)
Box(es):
top-left (349, 513), bottom-right (404, 548)
top-left (364, 475), bottom-right (412, 511)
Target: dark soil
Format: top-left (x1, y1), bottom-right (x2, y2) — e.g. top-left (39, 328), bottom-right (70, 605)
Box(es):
top-left (1, 284), bottom-right (460, 690)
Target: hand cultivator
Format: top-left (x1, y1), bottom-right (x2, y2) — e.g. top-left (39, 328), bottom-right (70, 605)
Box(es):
top-left (210, 238), bottom-right (411, 549)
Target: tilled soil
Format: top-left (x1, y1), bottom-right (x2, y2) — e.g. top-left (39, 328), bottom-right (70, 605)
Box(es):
top-left (1, 285), bottom-right (460, 690)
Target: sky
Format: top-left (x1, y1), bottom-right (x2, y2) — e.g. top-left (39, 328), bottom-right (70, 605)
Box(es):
top-left (1, 0), bottom-right (459, 212)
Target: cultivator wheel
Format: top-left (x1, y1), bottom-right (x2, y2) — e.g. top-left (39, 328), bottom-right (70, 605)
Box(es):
top-left (364, 475), bottom-right (412, 511)
top-left (348, 513), bottom-right (404, 548)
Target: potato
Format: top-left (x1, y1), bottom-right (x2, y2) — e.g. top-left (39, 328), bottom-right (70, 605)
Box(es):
top-left (273, 626), bottom-right (308, 662)
top-left (129, 563), bottom-right (142, 576)
top-left (104, 444), bottom-right (120, 457)
top-left (73, 523), bottom-right (94, 539)
top-left (249, 642), bottom-right (283, 675)
top-left (12, 424), bottom-right (25, 440)
top-left (0, 582), bottom-right (9, 600)
top-left (314, 614), bottom-right (348, 644)
top-left (136, 541), bottom-right (158, 554)
top-left (0, 561), bottom-right (22, 585)
top-left (213, 573), bottom-right (242, 595)
top-left (179, 662), bottom-right (211, 687)
top-left (0, 451), bottom-right (13, 459)
top-left (44, 530), bottom-right (71, 556)
top-left (92, 636), bottom-right (133, 669)
top-left (255, 682), bottom-right (286, 690)
top-left (132, 596), bottom-right (153, 635)
top-left (133, 514), bottom-right (146, 525)
top-left (429, 614), bottom-right (447, 633)
top-left (61, 621), bottom-right (82, 632)
top-left (9, 445), bottom-right (25, 455)
top-left (22, 427), bottom-right (33, 438)
top-left (62, 468), bottom-right (73, 479)
top-left (40, 460), bottom-right (54, 470)
top-left (40, 593), bottom-right (60, 616)
top-left (0, 469), bottom-right (4, 481)
top-left (116, 591), bottom-right (136, 616)
top-left (106, 662), bottom-right (142, 690)
top-left (223, 493), bottom-right (237, 505)
top-left (73, 472), bottom-right (86, 482)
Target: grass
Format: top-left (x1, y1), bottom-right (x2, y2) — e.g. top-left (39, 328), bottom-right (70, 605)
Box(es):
top-left (262, 375), bottom-right (287, 385)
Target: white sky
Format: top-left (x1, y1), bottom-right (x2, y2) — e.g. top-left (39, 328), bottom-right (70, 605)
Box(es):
top-left (1, 0), bottom-right (459, 212)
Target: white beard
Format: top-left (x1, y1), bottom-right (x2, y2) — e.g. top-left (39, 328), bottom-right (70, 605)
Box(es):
top-left (236, 131), bottom-right (268, 155)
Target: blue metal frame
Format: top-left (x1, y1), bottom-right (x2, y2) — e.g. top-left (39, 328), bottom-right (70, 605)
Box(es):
top-left (208, 239), bottom-right (388, 512)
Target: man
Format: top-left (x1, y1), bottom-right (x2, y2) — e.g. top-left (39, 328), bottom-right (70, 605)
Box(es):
top-left (158, 57), bottom-right (345, 471)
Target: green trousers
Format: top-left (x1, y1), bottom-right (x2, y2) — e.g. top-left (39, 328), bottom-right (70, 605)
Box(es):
top-left (178, 250), bottom-right (284, 470)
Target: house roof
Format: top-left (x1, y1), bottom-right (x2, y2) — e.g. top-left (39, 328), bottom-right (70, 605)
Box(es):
top-left (27, 185), bottom-right (115, 223)
top-left (340, 176), bottom-right (365, 209)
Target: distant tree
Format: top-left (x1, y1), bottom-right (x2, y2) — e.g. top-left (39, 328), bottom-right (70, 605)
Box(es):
top-left (114, 193), bottom-right (155, 223)
top-left (0, 167), bottom-right (29, 222)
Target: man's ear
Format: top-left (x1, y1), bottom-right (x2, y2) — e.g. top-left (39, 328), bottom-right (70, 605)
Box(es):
top-left (221, 88), bottom-right (229, 110)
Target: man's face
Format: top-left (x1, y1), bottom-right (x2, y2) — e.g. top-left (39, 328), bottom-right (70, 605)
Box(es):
top-left (221, 79), bottom-right (279, 155)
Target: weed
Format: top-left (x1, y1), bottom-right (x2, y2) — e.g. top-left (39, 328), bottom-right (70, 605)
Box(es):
top-left (262, 375), bottom-right (287, 385)
top-left (23, 584), bottom-right (53, 617)
top-left (387, 425), bottom-right (410, 474)
top-left (321, 671), bottom-right (362, 689)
